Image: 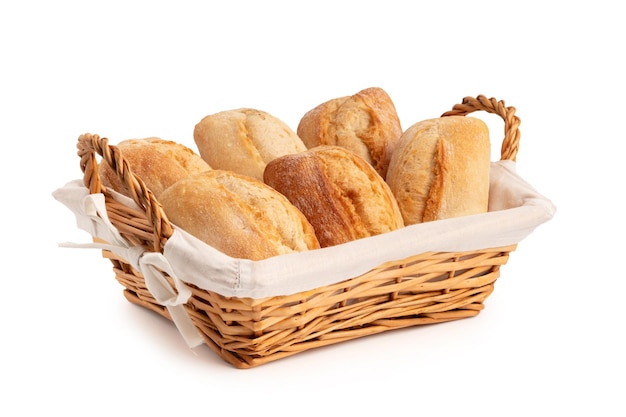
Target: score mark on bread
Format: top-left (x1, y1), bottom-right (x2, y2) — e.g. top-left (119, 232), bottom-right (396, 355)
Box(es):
top-left (386, 116), bottom-right (491, 225)
top-left (193, 108), bottom-right (307, 181)
top-left (296, 87), bottom-right (403, 179)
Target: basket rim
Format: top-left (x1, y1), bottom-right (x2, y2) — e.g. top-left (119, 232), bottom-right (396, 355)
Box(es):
top-left (53, 158), bottom-right (555, 300)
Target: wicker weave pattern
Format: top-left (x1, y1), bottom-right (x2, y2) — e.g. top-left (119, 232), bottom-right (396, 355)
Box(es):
top-left (77, 95), bottom-right (521, 368)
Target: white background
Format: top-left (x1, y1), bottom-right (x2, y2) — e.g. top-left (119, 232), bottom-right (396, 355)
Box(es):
top-left (2, 1), bottom-right (624, 416)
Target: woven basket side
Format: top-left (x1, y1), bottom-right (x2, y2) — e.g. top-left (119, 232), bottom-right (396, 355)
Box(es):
top-left (103, 244), bottom-right (516, 368)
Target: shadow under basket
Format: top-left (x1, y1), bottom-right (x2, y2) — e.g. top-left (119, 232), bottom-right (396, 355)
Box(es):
top-left (58, 95), bottom-right (553, 369)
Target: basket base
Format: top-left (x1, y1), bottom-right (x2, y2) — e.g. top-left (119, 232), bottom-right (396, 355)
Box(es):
top-left (122, 285), bottom-right (492, 369)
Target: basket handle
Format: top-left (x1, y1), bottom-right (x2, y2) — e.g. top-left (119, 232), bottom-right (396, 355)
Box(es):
top-left (76, 133), bottom-right (173, 250)
top-left (441, 95), bottom-right (520, 162)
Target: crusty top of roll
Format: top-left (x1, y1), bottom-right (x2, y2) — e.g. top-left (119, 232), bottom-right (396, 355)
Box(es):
top-left (193, 108), bottom-right (307, 181)
top-left (99, 137), bottom-right (212, 198)
top-left (296, 87), bottom-right (403, 178)
top-left (264, 145), bottom-right (404, 248)
top-left (386, 116), bottom-right (491, 225)
top-left (159, 170), bottom-right (320, 261)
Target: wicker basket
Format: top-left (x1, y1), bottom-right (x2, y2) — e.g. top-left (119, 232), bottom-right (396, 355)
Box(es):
top-left (64, 95), bottom-right (550, 368)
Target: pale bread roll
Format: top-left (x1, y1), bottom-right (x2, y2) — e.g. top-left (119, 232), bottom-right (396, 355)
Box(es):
top-left (264, 145), bottom-right (404, 248)
top-left (99, 137), bottom-right (212, 198)
top-left (386, 116), bottom-right (491, 225)
top-left (193, 108), bottom-right (307, 181)
top-left (296, 87), bottom-right (402, 178)
top-left (159, 170), bottom-right (320, 261)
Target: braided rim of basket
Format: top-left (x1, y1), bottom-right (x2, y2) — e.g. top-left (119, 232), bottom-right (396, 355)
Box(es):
top-left (76, 133), bottom-right (173, 251)
top-left (76, 94), bottom-right (520, 250)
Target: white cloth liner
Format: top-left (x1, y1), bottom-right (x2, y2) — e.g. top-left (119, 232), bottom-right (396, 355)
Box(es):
top-left (54, 159), bottom-right (555, 299)
top-left (53, 160), bottom-right (555, 346)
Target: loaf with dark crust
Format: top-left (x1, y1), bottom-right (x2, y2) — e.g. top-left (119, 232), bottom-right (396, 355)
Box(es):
top-left (264, 145), bottom-right (404, 248)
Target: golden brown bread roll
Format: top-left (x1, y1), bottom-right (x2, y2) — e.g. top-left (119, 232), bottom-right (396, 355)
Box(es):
top-left (264, 145), bottom-right (404, 248)
top-left (386, 116), bottom-right (491, 225)
top-left (99, 137), bottom-right (212, 198)
top-left (159, 170), bottom-right (321, 261)
top-left (296, 87), bottom-right (403, 178)
top-left (193, 108), bottom-right (307, 181)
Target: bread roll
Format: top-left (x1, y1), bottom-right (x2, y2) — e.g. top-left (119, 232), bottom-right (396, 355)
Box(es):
top-left (159, 170), bottom-right (320, 261)
top-left (386, 116), bottom-right (491, 225)
top-left (296, 87), bottom-right (402, 178)
top-left (264, 145), bottom-right (404, 248)
top-left (99, 137), bottom-right (211, 198)
top-left (193, 108), bottom-right (307, 181)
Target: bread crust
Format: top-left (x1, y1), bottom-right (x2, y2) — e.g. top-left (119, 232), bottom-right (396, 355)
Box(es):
top-left (99, 137), bottom-right (211, 198)
top-left (296, 87), bottom-right (402, 178)
top-left (194, 108), bottom-right (306, 181)
top-left (264, 145), bottom-right (404, 248)
top-left (386, 116), bottom-right (491, 225)
top-left (159, 170), bottom-right (320, 260)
